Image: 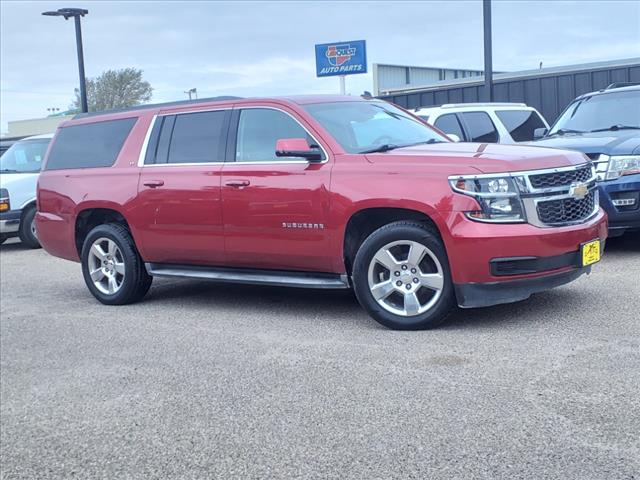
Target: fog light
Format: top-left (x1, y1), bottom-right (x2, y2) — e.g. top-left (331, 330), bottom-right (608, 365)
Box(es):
top-left (612, 198), bottom-right (636, 207)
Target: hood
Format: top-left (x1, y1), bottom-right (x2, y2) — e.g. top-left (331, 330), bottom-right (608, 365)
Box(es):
top-left (0, 172), bottom-right (39, 207)
top-left (0, 172), bottom-right (38, 188)
top-left (528, 130), bottom-right (640, 157)
top-left (364, 142), bottom-right (588, 174)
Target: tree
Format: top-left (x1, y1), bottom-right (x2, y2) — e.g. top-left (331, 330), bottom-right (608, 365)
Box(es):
top-left (71, 68), bottom-right (153, 112)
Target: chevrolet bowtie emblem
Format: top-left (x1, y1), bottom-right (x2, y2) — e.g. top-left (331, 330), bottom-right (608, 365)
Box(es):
top-left (569, 182), bottom-right (588, 200)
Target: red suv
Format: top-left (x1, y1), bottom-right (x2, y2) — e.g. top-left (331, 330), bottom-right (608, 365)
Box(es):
top-left (36, 96), bottom-right (607, 329)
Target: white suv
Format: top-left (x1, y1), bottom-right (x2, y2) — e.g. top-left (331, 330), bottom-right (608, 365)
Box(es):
top-left (410, 103), bottom-right (549, 144)
top-left (0, 133), bottom-right (53, 247)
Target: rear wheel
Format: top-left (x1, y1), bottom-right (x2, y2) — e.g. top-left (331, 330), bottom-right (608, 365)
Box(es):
top-left (81, 223), bottom-right (152, 305)
top-left (0, 234), bottom-right (8, 245)
top-left (352, 221), bottom-right (455, 330)
top-left (18, 206), bottom-right (40, 249)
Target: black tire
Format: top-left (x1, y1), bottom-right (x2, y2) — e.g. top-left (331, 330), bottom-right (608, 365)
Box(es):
top-left (81, 223), bottom-right (152, 305)
top-left (352, 221), bottom-right (455, 330)
top-left (0, 234), bottom-right (8, 245)
top-left (18, 206), bottom-right (41, 249)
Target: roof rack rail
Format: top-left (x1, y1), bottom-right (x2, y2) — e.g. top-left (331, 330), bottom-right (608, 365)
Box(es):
top-left (73, 96), bottom-right (243, 119)
top-left (604, 82), bottom-right (639, 90)
top-left (440, 102), bottom-right (527, 108)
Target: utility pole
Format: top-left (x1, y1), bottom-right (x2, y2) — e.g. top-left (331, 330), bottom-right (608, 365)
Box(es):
top-left (483, 0), bottom-right (493, 102)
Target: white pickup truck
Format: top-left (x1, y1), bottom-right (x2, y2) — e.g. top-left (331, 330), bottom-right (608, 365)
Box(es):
top-left (0, 133), bottom-right (53, 247)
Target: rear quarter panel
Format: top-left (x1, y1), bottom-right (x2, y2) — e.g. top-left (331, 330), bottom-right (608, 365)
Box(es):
top-left (37, 113), bottom-right (152, 261)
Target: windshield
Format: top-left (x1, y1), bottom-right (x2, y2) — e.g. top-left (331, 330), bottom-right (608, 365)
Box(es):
top-left (549, 90), bottom-right (640, 135)
top-left (0, 138), bottom-right (50, 173)
top-left (303, 101), bottom-right (448, 153)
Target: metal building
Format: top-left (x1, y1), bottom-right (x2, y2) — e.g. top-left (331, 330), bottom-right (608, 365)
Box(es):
top-left (373, 63), bottom-right (483, 96)
top-left (377, 58), bottom-right (640, 123)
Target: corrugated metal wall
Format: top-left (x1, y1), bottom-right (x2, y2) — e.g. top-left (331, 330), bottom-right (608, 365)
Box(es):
top-left (373, 64), bottom-right (483, 95)
top-left (378, 61), bottom-right (640, 124)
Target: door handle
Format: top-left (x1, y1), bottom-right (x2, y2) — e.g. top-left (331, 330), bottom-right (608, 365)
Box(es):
top-left (225, 179), bottom-right (250, 188)
top-left (143, 180), bottom-right (164, 188)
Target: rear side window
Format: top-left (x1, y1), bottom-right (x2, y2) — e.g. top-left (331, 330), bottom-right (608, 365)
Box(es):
top-left (145, 111), bottom-right (228, 164)
top-left (46, 118), bottom-right (136, 170)
top-left (434, 114), bottom-right (465, 140)
top-left (168, 111), bottom-right (228, 164)
top-left (495, 110), bottom-right (546, 142)
top-left (460, 112), bottom-right (499, 143)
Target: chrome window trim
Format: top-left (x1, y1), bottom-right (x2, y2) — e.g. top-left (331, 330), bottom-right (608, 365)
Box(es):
top-left (142, 162), bottom-right (227, 167)
top-left (138, 108), bottom-right (231, 168)
top-left (233, 105), bottom-right (329, 165)
top-left (137, 106), bottom-right (330, 167)
top-left (136, 115), bottom-right (157, 167)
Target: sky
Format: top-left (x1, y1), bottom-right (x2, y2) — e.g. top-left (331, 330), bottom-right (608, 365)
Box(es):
top-left (1, 0), bottom-right (639, 134)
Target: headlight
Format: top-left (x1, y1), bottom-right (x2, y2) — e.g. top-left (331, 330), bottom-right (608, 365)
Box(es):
top-left (606, 155), bottom-right (640, 180)
top-left (449, 175), bottom-right (526, 223)
top-left (0, 188), bottom-right (9, 212)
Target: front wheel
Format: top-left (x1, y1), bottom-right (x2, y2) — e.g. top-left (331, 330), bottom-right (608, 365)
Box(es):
top-left (81, 223), bottom-right (152, 305)
top-left (352, 221), bottom-right (455, 330)
top-left (18, 206), bottom-right (41, 249)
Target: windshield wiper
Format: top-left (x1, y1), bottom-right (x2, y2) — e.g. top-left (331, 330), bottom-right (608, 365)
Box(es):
top-left (405, 139), bottom-right (445, 147)
top-left (589, 124), bottom-right (640, 133)
top-left (359, 144), bottom-right (401, 154)
top-left (548, 128), bottom-right (585, 137)
top-left (359, 139), bottom-right (444, 154)
top-left (0, 168), bottom-right (19, 173)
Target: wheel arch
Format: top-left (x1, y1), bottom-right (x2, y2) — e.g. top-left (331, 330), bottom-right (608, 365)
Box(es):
top-left (19, 199), bottom-right (37, 224)
top-left (19, 197), bottom-right (37, 211)
top-left (74, 206), bottom-right (137, 258)
top-left (342, 206), bottom-right (445, 276)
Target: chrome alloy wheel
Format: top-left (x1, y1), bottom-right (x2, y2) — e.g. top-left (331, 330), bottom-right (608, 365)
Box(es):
top-left (367, 240), bottom-right (444, 317)
top-left (87, 237), bottom-right (125, 295)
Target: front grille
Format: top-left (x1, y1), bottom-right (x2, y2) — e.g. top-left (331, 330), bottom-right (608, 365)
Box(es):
top-left (529, 165), bottom-right (592, 189)
top-left (536, 190), bottom-right (596, 225)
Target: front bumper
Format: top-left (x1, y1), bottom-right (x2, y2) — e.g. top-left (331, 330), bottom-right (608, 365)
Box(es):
top-left (442, 207), bottom-right (607, 308)
top-left (444, 208), bottom-right (607, 284)
top-left (455, 266), bottom-right (590, 308)
top-left (0, 210), bottom-right (21, 235)
top-left (599, 173), bottom-right (640, 236)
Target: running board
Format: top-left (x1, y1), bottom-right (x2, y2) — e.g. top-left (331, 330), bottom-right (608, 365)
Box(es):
top-left (145, 263), bottom-right (350, 290)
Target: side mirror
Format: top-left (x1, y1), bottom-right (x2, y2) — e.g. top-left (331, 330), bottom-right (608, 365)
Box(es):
top-left (447, 133), bottom-right (461, 143)
top-left (533, 127), bottom-right (548, 140)
top-left (275, 138), bottom-right (323, 162)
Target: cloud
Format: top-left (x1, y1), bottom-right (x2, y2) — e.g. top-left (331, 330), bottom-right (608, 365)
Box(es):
top-left (1, 0), bottom-right (639, 134)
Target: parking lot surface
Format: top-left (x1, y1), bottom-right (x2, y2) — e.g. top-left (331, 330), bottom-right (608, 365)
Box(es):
top-left (1, 235), bottom-right (639, 479)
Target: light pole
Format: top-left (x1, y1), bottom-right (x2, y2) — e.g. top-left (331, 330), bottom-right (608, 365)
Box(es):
top-left (482, 0), bottom-right (493, 102)
top-left (42, 8), bottom-right (89, 113)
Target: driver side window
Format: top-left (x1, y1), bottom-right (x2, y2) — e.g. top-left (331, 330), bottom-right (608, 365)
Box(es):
top-left (236, 109), bottom-right (318, 162)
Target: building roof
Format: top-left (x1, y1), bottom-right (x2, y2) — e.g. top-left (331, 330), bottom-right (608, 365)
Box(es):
top-left (378, 57), bottom-right (640, 95)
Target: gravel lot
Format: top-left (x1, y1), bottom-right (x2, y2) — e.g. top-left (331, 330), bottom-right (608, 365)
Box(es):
top-left (1, 234), bottom-right (639, 479)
